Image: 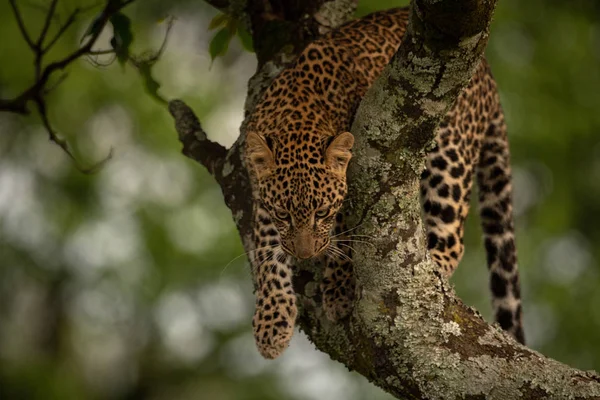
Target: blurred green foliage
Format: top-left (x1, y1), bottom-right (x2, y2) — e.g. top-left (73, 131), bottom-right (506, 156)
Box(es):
top-left (0, 0), bottom-right (599, 399)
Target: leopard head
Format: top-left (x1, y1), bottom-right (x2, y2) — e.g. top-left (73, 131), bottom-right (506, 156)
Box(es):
top-left (245, 131), bottom-right (354, 259)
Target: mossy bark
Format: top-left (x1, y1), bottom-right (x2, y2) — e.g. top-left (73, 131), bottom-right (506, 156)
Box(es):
top-left (169, 0), bottom-right (600, 398)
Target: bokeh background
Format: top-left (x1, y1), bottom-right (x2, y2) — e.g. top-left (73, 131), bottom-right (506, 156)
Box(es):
top-left (0, 0), bottom-right (599, 399)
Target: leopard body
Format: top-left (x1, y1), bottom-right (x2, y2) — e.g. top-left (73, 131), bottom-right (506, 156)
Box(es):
top-left (244, 7), bottom-right (524, 359)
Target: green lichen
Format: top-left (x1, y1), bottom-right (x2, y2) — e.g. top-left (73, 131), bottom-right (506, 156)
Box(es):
top-left (304, 281), bottom-right (319, 298)
top-left (222, 160), bottom-right (234, 177)
top-left (394, 54), bottom-right (441, 95)
top-left (314, 0), bottom-right (357, 29)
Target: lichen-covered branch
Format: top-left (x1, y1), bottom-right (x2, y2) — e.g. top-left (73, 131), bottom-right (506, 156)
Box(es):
top-left (170, 0), bottom-right (600, 398)
top-left (169, 100), bottom-right (227, 177)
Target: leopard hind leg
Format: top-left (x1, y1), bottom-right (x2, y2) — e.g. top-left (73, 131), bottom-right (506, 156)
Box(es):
top-left (421, 115), bottom-right (475, 277)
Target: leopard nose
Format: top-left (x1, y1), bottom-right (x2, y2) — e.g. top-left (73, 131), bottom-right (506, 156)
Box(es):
top-left (294, 230), bottom-right (315, 259)
top-left (296, 247), bottom-right (313, 260)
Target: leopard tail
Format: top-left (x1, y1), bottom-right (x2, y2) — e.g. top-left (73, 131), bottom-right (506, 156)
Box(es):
top-left (476, 99), bottom-right (525, 344)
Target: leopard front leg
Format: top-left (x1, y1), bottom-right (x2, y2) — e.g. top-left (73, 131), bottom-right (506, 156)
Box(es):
top-left (251, 206), bottom-right (297, 359)
top-left (321, 213), bottom-right (355, 322)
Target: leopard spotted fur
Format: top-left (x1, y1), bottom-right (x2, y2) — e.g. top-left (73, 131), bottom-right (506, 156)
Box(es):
top-left (244, 7), bottom-right (524, 359)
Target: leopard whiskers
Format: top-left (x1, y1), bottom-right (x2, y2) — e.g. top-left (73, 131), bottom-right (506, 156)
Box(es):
top-left (257, 246), bottom-right (281, 265)
top-left (326, 248), bottom-right (350, 263)
top-left (276, 248), bottom-right (290, 264)
top-left (220, 244), bottom-right (280, 276)
top-left (345, 234), bottom-right (377, 240)
top-left (336, 242), bottom-right (357, 254)
top-left (326, 243), bottom-right (352, 262)
top-left (332, 238), bottom-right (376, 248)
top-left (325, 244), bottom-right (341, 258)
top-left (330, 222), bottom-right (367, 238)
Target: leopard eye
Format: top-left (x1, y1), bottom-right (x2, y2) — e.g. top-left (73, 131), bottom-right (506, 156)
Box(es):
top-left (274, 208), bottom-right (290, 221)
top-left (315, 207), bottom-right (330, 218)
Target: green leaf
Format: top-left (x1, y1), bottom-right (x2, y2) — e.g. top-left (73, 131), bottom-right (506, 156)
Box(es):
top-left (110, 12), bottom-right (133, 67)
top-left (208, 13), bottom-right (229, 31)
top-left (225, 18), bottom-right (238, 36)
top-left (237, 27), bottom-right (254, 52)
top-left (137, 62), bottom-right (166, 104)
top-left (209, 27), bottom-right (235, 64)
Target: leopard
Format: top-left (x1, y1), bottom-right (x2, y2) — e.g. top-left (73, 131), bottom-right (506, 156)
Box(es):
top-left (244, 7), bottom-right (524, 359)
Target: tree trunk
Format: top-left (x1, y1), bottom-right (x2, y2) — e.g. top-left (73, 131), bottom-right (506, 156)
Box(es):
top-left (168, 0), bottom-right (600, 398)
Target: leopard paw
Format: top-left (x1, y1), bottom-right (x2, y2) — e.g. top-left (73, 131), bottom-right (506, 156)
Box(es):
top-left (252, 294), bottom-right (297, 359)
top-left (321, 279), bottom-right (354, 322)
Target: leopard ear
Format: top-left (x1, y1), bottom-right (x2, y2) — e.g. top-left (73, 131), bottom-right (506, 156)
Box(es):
top-left (246, 132), bottom-right (275, 178)
top-left (325, 132), bottom-right (354, 175)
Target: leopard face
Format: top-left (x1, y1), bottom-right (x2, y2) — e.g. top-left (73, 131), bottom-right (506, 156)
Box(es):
top-left (246, 131), bottom-right (354, 259)
top-left (258, 167), bottom-right (344, 259)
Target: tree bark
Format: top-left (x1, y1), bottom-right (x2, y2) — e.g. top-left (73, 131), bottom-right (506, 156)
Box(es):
top-left (170, 0), bottom-right (600, 398)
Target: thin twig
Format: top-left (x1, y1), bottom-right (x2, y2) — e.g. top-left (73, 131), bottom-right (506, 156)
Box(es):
top-left (2, 0), bottom-right (137, 173)
top-left (151, 16), bottom-right (176, 63)
top-left (80, 1), bottom-right (105, 13)
top-left (43, 72), bottom-right (69, 96)
top-left (9, 0), bottom-right (36, 50)
top-left (34, 95), bottom-right (114, 174)
top-left (21, 0), bottom-right (71, 20)
top-left (1, 0), bottom-right (137, 113)
top-left (88, 49), bottom-right (116, 55)
top-left (37, 0), bottom-right (59, 48)
top-left (85, 53), bottom-right (117, 68)
top-left (43, 7), bottom-right (81, 53)
top-left (129, 16), bottom-right (175, 67)
top-left (33, 95), bottom-right (75, 162)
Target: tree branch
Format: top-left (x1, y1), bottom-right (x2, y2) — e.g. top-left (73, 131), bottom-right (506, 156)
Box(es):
top-left (168, 100), bottom-right (227, 178)
top-left (8, 0), bottom-right (36, 51)
top-left (247, 0), bottom-right (358, 66)
top-left (170, 0), bottom-right (600, 398)
top-left (203, 0), bottom-right (230, 11)
top-left (43, 7), bottom-right (81, 53)
top-left (2, 0), bottom-right (138, 114)
top-left (37, 0), bottom-right (59, 49)
top-left (2, 0), bottom-right (136, 173)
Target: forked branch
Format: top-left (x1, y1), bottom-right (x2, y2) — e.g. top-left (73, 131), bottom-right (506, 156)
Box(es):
top-left (3, 0), bottom-right (136, 115)
top-left (2, 0), bottom-right (137, 172)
